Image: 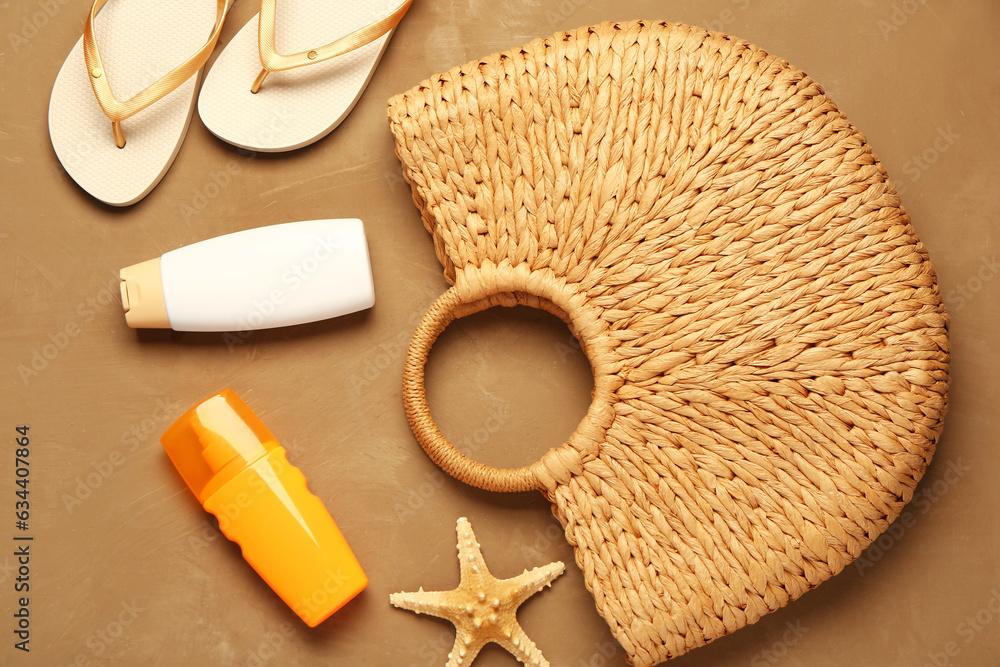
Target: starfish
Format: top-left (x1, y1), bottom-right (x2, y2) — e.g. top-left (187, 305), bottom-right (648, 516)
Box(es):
top-left (390, 517), bottom-right (565, 667)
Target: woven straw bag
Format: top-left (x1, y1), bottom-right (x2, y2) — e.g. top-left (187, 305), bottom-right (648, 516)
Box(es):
top-left (388, 21), bottom-right (949, 666)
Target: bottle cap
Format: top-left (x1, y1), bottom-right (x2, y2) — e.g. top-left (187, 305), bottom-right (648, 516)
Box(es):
top-left (119, 257), bottom-right (170, 329)
top-left (161, 389), bottom-right (278, 503)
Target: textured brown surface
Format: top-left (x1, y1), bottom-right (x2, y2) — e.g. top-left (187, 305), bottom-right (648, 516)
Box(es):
top-left (389, 20), bottom-right (948, 665)
top-left (0, 1), bottom-right (997, 666)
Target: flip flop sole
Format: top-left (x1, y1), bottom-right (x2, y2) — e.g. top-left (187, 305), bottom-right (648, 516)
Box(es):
top-left (48, 0), bottom-right (220, 206)
top-left (198, 1), bottom-right (401, 152)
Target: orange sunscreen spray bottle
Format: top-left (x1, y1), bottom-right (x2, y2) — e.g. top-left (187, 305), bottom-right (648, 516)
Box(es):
top-left (161, 389), bottom-right (367, 626)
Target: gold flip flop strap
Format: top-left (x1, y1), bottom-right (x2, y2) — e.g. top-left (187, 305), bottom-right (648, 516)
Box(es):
top-left (83, 0), bottom-right (232, 146)
top-left (252, 0), bottom-right (412, 93)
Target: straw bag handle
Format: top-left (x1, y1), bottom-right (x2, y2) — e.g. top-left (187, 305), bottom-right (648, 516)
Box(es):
top-left (403, 287), bottom-right (551, 493)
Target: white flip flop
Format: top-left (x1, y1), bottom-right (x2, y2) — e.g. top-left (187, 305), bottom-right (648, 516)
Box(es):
top-left (48, 0), bottom-right (232, 206)
top-left (198, 0), bottom-right (411, 152)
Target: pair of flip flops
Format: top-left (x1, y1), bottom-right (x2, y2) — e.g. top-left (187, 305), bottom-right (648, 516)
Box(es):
top-left (48, 0), bottom-right (412, 206)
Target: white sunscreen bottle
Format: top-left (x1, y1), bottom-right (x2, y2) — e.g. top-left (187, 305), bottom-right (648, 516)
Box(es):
top-left (119, 219), bottom-right (375, 331)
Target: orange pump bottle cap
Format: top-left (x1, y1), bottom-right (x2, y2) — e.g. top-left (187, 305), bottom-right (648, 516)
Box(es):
top-left (161, 389), bottom-right (279, 504)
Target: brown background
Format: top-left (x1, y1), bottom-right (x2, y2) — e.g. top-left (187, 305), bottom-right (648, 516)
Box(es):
top-left (1, 0), bottom-right (998, 665)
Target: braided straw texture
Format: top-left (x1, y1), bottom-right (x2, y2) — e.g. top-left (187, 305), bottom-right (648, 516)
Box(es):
top-left (388, 21), bottom-right (949, 666)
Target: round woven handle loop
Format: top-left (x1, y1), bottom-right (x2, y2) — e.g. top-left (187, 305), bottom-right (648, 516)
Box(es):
top-left (402, 287), bottom-right (546, 493)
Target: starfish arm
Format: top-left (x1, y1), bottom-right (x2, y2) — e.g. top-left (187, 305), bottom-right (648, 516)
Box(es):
top-left (456, 517), bottom-right (492, 582)
top-left (445, 628), bottom-right (487, 667)
top-left (494, 622), bottom-right (551, 667)
top-left (506, 561), bottom-right (566, 607)
top-left (390, 589), bottom-right (464, 622)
